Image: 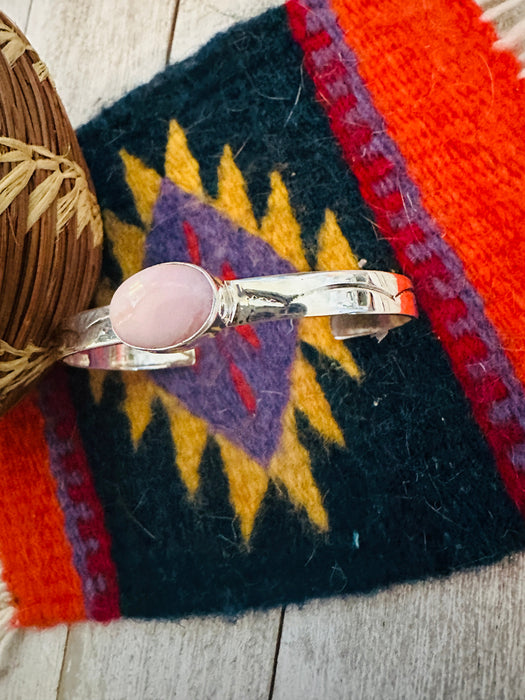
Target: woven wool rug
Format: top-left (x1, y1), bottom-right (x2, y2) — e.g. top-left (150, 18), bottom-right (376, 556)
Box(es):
top-left (1, 0), bottom-right (525, 629)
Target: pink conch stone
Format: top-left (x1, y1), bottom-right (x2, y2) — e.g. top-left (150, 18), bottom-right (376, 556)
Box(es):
top-left (109, 263), bottom-right (215, 349)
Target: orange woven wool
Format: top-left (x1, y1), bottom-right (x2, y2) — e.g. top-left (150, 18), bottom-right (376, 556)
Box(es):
top-left (0, 395), bottom-right (85, 626)
top-left (330, 0), bottom-right (525, 389)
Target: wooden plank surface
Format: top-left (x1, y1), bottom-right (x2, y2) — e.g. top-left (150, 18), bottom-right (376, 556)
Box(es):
top-left (25, 0), bottom-right (179, 127)
top-left (58, 610), bottom-right (282, 700)
top-left (0, 1), bottom-right (30, 30)
top-left (170, 0), bottom-right (284, 63)
top-left (274, 552), bottom-right (525, 700)
top-left (0, 626), bottom-right (68, 700)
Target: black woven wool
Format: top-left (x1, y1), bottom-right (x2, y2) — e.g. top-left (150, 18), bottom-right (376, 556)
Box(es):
top-left (72, 7), bottom-right (525, 619)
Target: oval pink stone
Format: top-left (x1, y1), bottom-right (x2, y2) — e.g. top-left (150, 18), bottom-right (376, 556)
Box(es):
top-left (109, 263), bottom-right (215, 350)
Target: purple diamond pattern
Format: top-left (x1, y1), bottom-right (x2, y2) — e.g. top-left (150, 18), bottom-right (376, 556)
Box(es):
top-left (145, 179), bottom-right (298, 466)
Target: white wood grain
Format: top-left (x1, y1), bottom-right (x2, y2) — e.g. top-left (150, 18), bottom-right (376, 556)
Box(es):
top-left (25, 0), bottom-right (178, 127)
top-left (58, 610), bottom-right (281, 700)
top-left (170, 0), bottom-right (284, 63)
top-left (273, 552), bottom-right (525, 700)
top-left (0, 625), bottom-right (68, 700)
top-left (0, 0), bottom-right (31, 31)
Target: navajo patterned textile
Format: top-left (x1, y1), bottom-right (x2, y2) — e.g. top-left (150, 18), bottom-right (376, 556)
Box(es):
top-left (1, 0), bottom-right (525, 628)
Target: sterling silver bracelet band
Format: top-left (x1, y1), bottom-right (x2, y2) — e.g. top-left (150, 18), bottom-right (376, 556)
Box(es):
top-left (58, 263), bottom-right (417, 371)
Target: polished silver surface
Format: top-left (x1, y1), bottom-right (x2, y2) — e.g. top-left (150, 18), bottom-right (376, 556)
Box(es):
top-left (219, 270), bottom-right (415, 341)
top-left (59, 265), bottom-right (417, 370)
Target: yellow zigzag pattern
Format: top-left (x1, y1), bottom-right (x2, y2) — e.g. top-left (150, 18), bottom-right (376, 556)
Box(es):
top-left (94, 120), bottom-right (361, 542)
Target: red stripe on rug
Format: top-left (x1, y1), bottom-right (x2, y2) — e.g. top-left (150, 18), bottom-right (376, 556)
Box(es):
top-left (0, 395), bottom-right (85, 627)
top-left (287, 0), bottom-right (525, 511)
top-left (39, 367), bottom-right (120, 622)
top-left (329, 0), bottom-right (525, 397)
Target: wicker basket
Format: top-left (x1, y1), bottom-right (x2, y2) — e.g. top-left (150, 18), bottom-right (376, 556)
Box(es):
top-left (0, 13), bottom-right (102, 415)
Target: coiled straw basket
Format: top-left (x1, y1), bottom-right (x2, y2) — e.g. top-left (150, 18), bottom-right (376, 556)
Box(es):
top-left (0, 13), bottom-right (102, 415)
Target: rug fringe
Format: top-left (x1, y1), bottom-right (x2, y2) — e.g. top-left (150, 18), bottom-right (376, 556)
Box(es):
top-left (0, 559), bottom-right (16, 668)
top-left (478, 0), bottom-right (525, 76)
